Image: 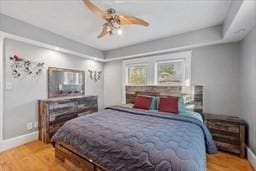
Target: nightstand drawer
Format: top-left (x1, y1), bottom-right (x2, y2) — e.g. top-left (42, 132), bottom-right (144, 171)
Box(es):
top-left (207, 121), bottom-right (239, 133)
top-left (210, 129), bottom-right (240, 145)
top-left (215, 141), bottom-right (240, 154)
top-left (212, 133), bottom-right (240, 145)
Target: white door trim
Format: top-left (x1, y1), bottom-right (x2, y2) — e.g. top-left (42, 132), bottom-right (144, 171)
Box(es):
top-left (0, 35), bottom-right (5, 151)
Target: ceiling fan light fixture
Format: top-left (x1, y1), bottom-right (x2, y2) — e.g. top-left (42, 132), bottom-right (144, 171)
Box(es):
top-left (82, 0), bottom-right (149, 38)
top-left (117, 28), bottom-right (123, 35)
top-left (107, 27), bottom-right (112, 32)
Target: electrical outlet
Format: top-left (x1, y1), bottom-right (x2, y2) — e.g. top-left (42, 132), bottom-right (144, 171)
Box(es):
top-left (27, 122), bottom-right (33, 130)
top-left (34, 122), bottom-right (38, 128)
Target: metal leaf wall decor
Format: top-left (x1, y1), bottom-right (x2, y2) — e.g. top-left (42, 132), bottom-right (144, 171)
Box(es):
top-left (88, 70), bottom-right (102, 82)
top-left (10, 54), bottom-right (45, 78)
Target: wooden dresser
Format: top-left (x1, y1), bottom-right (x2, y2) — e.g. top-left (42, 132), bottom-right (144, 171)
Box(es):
top-left (204, 113), bottom-right (248, 158)
top-left (39, 96), bottom-right (98, 143)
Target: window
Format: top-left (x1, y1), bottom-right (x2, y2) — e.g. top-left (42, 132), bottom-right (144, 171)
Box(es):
top-left (127, 64), bottom-right (148, 85)
top-left (123, 51), bottom-right (191, 86)
top-left (157, 60), bottom-right (185, 84)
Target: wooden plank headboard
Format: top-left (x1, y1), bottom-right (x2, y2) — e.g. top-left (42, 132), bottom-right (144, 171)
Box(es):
top-left (125, 85), bottom-right (203, 113)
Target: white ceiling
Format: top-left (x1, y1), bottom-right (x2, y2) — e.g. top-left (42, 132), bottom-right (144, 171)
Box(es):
top-left (0, 0), bottom-right (232, 50)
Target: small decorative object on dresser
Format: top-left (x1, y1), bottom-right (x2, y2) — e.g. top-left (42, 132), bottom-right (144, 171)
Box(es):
top-left (204, 113), bottom-right (248, 158)
top-left (38, 96), bottom-right (98, 143)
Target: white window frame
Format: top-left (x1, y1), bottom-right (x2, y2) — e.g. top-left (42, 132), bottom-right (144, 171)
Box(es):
top-left (125, 63), bottom-right (150, 86)
top-left (155, 59), bottom-right (186, 85)
top-left (122, 51), bottom-right (191, 103)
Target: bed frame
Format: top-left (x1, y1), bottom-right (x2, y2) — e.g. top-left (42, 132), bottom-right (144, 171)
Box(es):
top-left (55, 85), bottom-right (203, 171)
top-left (55, 142), bottom-right (106, 171)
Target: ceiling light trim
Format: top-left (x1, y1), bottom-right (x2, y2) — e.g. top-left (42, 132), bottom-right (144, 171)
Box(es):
top-left (103, 39), bottom-right (230, 62)
top-left (0, 31), bottom-right (105, 62)
top-left (0, 30), bottom-right (242, 64)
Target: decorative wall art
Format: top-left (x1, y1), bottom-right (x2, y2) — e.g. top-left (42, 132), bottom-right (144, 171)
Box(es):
top-left (10, 54), bottom-right (45, 78)
top-left (88, 70), bottom-right (102, 82)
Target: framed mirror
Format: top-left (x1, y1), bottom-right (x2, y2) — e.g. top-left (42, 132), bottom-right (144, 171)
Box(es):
top-left (48, 67), bottom-right (85, 98)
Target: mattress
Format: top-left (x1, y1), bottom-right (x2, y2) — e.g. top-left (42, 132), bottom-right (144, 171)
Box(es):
top-left (51, 106), bottom-right (217, 171)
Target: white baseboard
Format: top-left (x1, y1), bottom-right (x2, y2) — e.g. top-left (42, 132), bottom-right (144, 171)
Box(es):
top-left (0, 131), bottom-right (38, 152)
top-left (247, 147), bottom-right (256, 170)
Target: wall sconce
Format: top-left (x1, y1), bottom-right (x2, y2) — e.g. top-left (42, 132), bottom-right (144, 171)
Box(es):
top-left (10, 54), bottom-right (45, 78)
top-left (88, 70), bottom-right (102, 82)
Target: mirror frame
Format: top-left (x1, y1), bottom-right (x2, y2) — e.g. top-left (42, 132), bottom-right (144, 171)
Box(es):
top-left (48, 67), bottom-right (85, 98)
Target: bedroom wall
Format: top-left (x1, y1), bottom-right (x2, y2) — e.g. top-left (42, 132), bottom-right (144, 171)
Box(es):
top-left (240, 26), bottom-right (256, 153)
top-left (3, 39), bottom-right (104, 140)
top-left (104, 42), bottom-right (241, 116)
top-left (104, 60), bottom-right (123, 107)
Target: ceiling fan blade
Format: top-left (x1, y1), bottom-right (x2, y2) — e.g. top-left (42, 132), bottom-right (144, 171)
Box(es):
top-left (97, 26), bottom-right (109, 39)
top-left (118, 16), bottom-right (149, 26)
top-left (82, 0), bottom-right (106, 19)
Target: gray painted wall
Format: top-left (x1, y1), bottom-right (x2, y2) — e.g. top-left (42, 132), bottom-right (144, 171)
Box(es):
top-left (240, 26), bottom-right (256, 153)
top-left (104, 60), bottom-right (123, 107)
top-left (192, 43), bottom-right (241, 115)
top-left (104, 42), bottom-right (241, 116)
top-left (3, 39), bottom-right (104, 140)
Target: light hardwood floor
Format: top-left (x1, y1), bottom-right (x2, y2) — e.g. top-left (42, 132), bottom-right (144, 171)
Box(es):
top-left (0, 140), bottom-right (254, 171)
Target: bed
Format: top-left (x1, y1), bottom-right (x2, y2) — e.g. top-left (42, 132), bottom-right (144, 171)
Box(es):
top-left (51, 86), bottom-right (217, 171)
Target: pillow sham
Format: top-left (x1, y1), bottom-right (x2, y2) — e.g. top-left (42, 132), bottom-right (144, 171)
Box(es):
top-left (150, 96), bottom-right (159, 110)
top-left (132, 95), bottom-right (186, 113)
top-left (178, 96), bottom-right (186, 113)
top-left (180, 111), bottom-right (203, 122)
top-left (159, 96), bottom-right (179, 114)
top-left (133, 96), bottom-right (152, 110)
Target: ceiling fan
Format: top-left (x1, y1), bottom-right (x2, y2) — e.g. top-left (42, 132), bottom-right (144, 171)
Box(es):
top-left (82, 0), bottom-right (150, 38)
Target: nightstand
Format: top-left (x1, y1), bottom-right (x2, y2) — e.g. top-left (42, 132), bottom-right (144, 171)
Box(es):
top-left (204, 113), bottom-right (248, 158)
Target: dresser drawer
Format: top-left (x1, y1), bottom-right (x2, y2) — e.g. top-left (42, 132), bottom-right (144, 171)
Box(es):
top-left (207, 121), bottom-right (239, 133)
top-left (50, 112), bottom-right (77, 123)
top-left (77, 106), bottom-right (98, 114)
top-left (49, 122), bottom-right (65, 134)
top-left (77, 109), bottom-right (97, 117)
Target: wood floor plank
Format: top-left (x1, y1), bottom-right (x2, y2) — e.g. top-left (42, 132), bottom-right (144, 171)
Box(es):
top-left (0, 140), bottom-right (254, 171)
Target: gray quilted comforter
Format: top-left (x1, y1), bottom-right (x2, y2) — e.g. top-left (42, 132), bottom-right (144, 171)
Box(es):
top-left (51, 106), bottom-right (217, 171)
